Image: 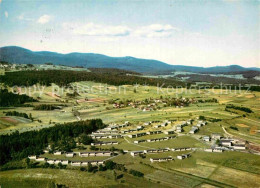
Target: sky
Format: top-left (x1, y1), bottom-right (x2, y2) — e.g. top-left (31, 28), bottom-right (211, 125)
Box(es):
top-left (0, 0), bottom-right (259, 68)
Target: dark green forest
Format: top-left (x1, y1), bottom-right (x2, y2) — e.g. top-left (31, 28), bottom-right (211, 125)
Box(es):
top-left (0, 70), bottom-right (186, 87)
top-left (0, 89), bottom-right (37, 107)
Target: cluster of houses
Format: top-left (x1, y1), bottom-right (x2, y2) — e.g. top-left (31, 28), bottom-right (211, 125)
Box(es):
top-left (112, 97), bottom-right (197, 111)
top-left (204, 134), bottom-right (247, 152)
top-left (175, 120), bottom-right (192, 133)
top-left (133, 136), bottom-right (175, 144)
top-left (189, 121), bottom-right (207, 134)
top-left (219, 138), bottom-right (246, 150)
top-left (153, 121), bottom-right (171, 128)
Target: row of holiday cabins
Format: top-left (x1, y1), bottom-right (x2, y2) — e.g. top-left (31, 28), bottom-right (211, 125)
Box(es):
top-left (41, 151), bottom-right (113, 157)
top-left (133, 136), bottom-right (175, 144)
top-left (28, 156), bottom-right (104, 166)
top-left (130, 147), bottom-right (192, 157)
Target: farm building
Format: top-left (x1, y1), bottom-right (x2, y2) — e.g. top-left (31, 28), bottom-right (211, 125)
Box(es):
top-left (150, 157), bottom-right (173, 163)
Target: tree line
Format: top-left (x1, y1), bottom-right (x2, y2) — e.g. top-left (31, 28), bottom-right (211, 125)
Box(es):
top-left (225, 104), bottom-right (253, 113)
top-left (3, 111), bottom-right (32, 120)
top-left (0, 89), bottom-right (37, 107)
top-left (0, 70), bottom-right (186, 87)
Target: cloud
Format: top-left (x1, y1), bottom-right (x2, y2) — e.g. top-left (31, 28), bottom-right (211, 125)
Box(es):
top-left (4, 11), bottom-right (8, 18)
top-left (17, 13), bottom-right (33, 21)
top-left (63, 22), bottom-right (131, 37)
top-left (133, 24), bottom-right (179, 38)
top-left (63, 22), bottom-right (182, 38)
top-left (37, 15), bottom-right (51, 24)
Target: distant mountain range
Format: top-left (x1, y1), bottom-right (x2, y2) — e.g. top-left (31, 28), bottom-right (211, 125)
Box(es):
top-left (0, 46), bottom-right (259, 73)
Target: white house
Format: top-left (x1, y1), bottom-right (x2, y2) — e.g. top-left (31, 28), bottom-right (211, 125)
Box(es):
top-left (150, 157), bottom-right (173, 163)
top-left (203, 136), bottom-right (211, 142)
top-left (35, 157), bottom-right (46, 162)
top-left (189, 126), bottom-right (199, 134)
top-left (66, 152), bottom-right (75, 157)
top-left (71, 161), bottom-right (81, 166)
top-left (46, 159), bottom-right (55, 164)
top-left (130, 151), bottom-right (144, 157)
top-left (54, 151), bottom-right (62, 155)
top-left (28, 155), bottom-right (37, 160)
top-left (233, 144), bottom-right (246, 150)
top-left (177, 154), bottom-right (191, 160)
top-left (61, 160), bottom-right (69, 165)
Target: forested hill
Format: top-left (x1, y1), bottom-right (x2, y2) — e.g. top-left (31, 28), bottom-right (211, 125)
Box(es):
top-left (0, 70), bottom-right (186, 87)
top-left (0, 46), bottom-right (259, 73)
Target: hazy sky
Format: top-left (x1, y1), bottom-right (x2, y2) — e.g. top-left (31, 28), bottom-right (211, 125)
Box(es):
top-left (0, 0), bottom-right (259, 67)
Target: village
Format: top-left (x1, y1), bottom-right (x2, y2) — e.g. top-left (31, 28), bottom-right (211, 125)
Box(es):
top-left (27, 117), bottom-right (248, 168)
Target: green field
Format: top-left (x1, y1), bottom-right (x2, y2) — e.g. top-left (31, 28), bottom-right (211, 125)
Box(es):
top-left (1, 81), bottom-right (260, 187)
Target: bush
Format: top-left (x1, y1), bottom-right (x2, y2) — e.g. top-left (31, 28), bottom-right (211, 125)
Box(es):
top-left (230, 126), bottom-right (238, 131)
top-left (129, 169), bottom-right (144, 177)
